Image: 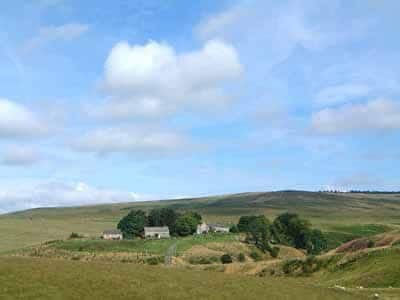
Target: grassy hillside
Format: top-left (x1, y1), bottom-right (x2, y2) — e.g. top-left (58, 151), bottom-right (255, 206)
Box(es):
top-left (0, 256), bottom-right (369, 300)
top-left (0, 191), bottom-right (399, 252)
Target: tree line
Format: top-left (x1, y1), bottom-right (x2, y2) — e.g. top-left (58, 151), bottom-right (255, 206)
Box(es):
top-left (230, 212), bottom-right (327, 255)
top-left (117, 208), bottom-right (202, 238)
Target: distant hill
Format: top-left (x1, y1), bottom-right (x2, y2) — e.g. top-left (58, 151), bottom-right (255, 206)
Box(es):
top-left (0, 191), bottom-right (400, 252)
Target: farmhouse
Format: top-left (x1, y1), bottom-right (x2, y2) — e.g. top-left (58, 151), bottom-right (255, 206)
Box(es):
top-left (102, 229), bottom-right (123, 240)
top-left (196, 223), bottom-right (229, 234)
top-left (209, 224), bottom-right (230, 233)
top-left (144, 226), bottom-right (170, 239)
top-left (196, 222), bottom-right (210, 234)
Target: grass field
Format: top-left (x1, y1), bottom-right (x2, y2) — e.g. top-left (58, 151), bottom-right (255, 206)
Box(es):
top-left (0, 191), bottom-right (399, 253)
top-left (0, 256), bottom-right (372, 300)
top-left (1, 191), bottom-right (400, 299)
top-left (40, 233), bottom-right (238, 255)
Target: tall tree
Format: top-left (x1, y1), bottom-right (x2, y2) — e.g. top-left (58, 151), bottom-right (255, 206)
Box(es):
top-left (117, 210), bottom-right (148, 238)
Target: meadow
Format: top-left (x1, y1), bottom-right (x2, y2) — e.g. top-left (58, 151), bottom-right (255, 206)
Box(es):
top-left (1, 191), bottom-right (400, 299)
top-left (0, 256), bottom-right (372, 300)
top-left (1, 191), bottom-right (399, 253)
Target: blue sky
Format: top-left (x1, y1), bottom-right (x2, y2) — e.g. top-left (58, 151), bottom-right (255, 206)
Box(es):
top-left (1, 0), bottom-right (400, 212)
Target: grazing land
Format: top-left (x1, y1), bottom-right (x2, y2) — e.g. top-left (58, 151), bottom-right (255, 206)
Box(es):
top-left (1, 191), bottom-right (400, 299)
top-left (0, 256), bottom-right (370, 300)
top-left (1, 191), bottom-right (399, 253)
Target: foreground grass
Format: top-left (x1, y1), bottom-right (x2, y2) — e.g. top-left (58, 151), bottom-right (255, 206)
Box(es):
top-left (0, 257), bottom-right (365, 300)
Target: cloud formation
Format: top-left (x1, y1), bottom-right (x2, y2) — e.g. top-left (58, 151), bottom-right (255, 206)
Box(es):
top-left (0, 181), bottom-right (142, 213)
top-left (72, 127), bottom-right (190, 155)
top-left (1, 146), bottom-right (41, 166)
top-left (24, 23), bottom-right (89, 51)
top-left (93, 39), bottom-right (242, 119)
top-left (311, 98), bottom-right (400, 134)
top-left (0, 98), bottom-right (47, 138)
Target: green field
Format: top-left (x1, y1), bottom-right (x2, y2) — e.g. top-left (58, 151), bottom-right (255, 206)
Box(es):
top-left (1, 191), bottom-right (400, 299)
top-left (1, 191), bottom-right (399, 253)
top-left (0, 256), bottom-right (372, 300)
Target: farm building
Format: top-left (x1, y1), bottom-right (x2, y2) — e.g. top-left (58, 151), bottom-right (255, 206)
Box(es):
top-left (196, 222), bottom-right (210, 234)
top-left (102, 229), bottom-right (123, 240)
top-left (144, 226), bottom-right (170, 239)
top-left (209, 224), bottom-right (230, 233)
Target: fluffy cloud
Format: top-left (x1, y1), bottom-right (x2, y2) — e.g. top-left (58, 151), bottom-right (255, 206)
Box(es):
top-left (0, 181), bottom-right (143, 213)
top-left (1, 146), bottom-right (41, 166)
top-left (0, 98), bottom-right (47, 138)
top-left (311, 99), bottom-right (400, 134)
top-left (93, 39), bottom-right (242, 119)
top-left (24, 23), bottom-right (89, 51)
top-left (72, 127), bottom-right (190, 155)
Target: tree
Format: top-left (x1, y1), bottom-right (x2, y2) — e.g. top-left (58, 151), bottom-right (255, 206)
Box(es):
top-left (272, 213), bottom-right (327, 254)
top-left (307, 229), bottom-right (327, 255)
top-left (117, 210), bottom-right (148, 238)
top-left (174, 214), bottom-right (199, 236)
top-left (240, 215), bottom-right (272, 253)
top-left (229, 224), bottom-right (239, 233)
top-left (238, 216), bottom-right (256, 232)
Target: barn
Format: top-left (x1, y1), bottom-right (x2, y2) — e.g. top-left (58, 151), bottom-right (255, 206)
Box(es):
top-left (144, 226), bottom-right (170, 239)
top-left (102, 229), bottom-right (123, 240)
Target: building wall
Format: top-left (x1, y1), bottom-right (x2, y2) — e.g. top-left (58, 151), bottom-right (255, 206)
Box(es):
top-left (103, 234), bottom-right (123, 240)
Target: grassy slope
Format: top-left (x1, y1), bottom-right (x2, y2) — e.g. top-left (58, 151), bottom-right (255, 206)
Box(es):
top-left (0, 256), bottom-right (364, 300)
top-left (0, 191), bottom-right (399, 252)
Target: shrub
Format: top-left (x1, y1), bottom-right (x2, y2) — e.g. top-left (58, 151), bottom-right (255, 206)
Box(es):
top-left (146, 256), bottom-right (163, 265)
top-left (220, 254), bottom-right (233, 264)
top-left (238, 253), bottom-right (246, 262)
top-left (249, 250), bottom-right (262, 261)
top-left (282, 259), bottom-right (302, 274)
top-left (367, 239), bottom-right (375, 248)
top-left (69, 232), bottom-right (83, 239)
top-left (188, 256), bottom-right (219, 265)
top-left (270, 246), bottom-right (280, 258)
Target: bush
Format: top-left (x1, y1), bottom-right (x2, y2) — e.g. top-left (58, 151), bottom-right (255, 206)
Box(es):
top-left (188, 256), bottom-right (219, 265)
top-left (367, 239), bottom-right (375, 248)
top-left (146, 256), bottom-right (163, 265)
top-left (69, 232), bottom-right (83, 239)
top-left (249, 250), bottom-right (262, 261)
top-left (282, 259), bottom-right (302, 274)
top-left (270, 246), bottom-right (280, 258)
top-left (238, 253), bottom-right (246, 262)
top-left (220, 254), bottom-right (233, 264)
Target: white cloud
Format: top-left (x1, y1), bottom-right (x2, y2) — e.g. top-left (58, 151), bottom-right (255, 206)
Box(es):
top-left (93, 39), bottom-right (242, 119)
top-left (72, 127), bottom-right (190, 155)
top-left (1, 146), bottom-right (41, 166)
top-left (195, 1), bottom-right (365, 69)
top-left (311, 98), bottom-right (400, 134)
top-left (0, 98), bottom-right (47, 138)
top-left (314, 84), bottom-right (371, 106)
top-left (0, 181), bottom-right (144, 213)
top-left (24, 23), bottom-right (89, 51)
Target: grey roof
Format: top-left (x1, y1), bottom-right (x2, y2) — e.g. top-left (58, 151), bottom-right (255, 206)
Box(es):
top-left (144, 226), bottom-right (170, 233)
top-left (208, 224), bottom-right (228, 228)
top-left (103, 229), bottom-right (122, 235)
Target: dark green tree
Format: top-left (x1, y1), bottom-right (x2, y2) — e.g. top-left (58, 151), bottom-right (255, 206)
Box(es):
top-left (174, 213), bottom-right (199, 236)
top-left (117, 210), bottom-right (148, 238)
top-left (246, 215), bottom-right (271, 252)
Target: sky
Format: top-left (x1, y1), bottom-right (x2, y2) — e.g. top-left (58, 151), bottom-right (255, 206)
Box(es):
top-left (0, 0), bottom-right (400, 213)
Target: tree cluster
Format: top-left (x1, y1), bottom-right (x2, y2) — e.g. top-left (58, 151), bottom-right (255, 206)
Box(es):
top-left (237, 212), bottom-right (327, 255)
top-left (117, 208), bottom-right (202, 238)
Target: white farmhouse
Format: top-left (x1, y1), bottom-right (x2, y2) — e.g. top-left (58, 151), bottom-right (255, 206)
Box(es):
top-left (102, 229), bottom-right (123, 240)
